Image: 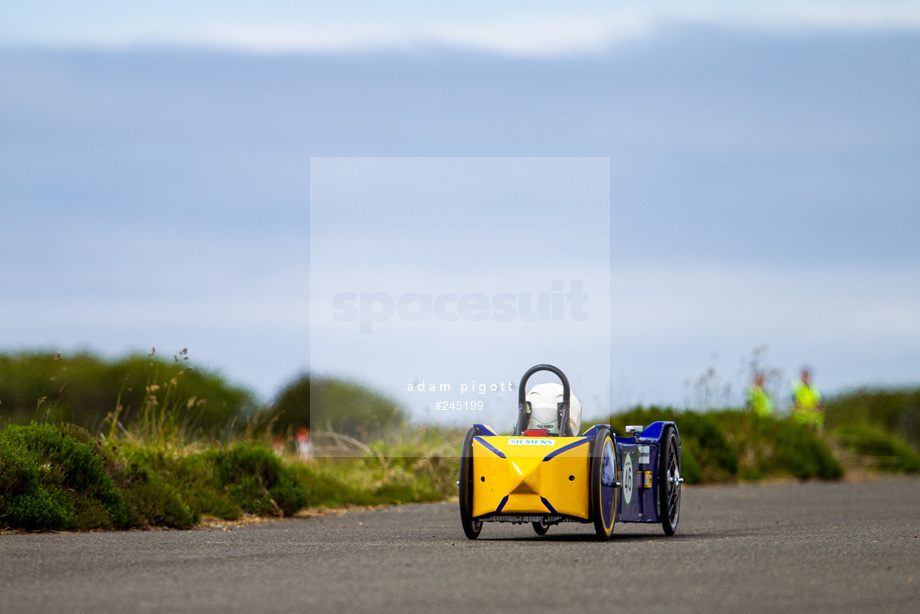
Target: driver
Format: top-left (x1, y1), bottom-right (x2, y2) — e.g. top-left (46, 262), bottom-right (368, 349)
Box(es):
top-left (525, 383), bottom-right (582, 436)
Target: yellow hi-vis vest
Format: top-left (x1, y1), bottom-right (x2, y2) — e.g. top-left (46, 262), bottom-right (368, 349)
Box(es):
top-left (746, 385), bottom-right (774, 417)
top-left (791, 381), bottom-right (823, 428)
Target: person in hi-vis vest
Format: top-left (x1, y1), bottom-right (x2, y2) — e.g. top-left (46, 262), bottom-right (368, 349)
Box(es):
top-left (746, 372), bottom-right (774, 417)
top-left (791, 368), bottom-right (824, 429)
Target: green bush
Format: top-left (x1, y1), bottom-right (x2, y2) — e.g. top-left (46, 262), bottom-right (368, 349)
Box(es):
top-left (833, 425), bottom-right (920, 473)
top-left (116, 455), bottom-right (198, 528)
top-left (826, 387), bottom-right (920, 449)
top-left (268, 373), bottom-right (311, 433)
top-left (0, 438), bottom-right (73, 530)
top-left (302, 376), bottom-right (405, 440)
top-left (207, 444), bottom-right (308, 516)
top-left (0, 418), bottom-right (463, 532)
top-left (129, 451), bottom-right (242, 521)
top-left (603, 407), bottom-right (843, 483)
top-left (0, 423), bottom-right (130, 530)
top-left (711, 411), bottom-right (843, 481)
top-left (769, 419), bottom-right (843, 480)
top-left (124, 446), bottom-right (312, 521)
top-left (0, 351), bottom-right (257, 435)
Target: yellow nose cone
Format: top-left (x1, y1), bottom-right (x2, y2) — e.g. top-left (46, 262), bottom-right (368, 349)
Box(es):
top-left (471, 436), bottom-right (591, 520)
top-left (509, 458), bottom-right (544, 495)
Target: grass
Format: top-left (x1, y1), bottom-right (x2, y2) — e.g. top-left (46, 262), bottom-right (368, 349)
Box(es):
top-left (0, 351), bottom-right (463, 532)
top-left (0, 422), bottom-right (461, 531)
top-left (2, 350), bottom-right (918, 532)
top-left (0, 406), bottom-right (905, 532)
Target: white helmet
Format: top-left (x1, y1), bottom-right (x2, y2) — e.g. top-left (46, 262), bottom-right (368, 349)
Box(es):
top-left (525, 382), bottom-right (582, 436)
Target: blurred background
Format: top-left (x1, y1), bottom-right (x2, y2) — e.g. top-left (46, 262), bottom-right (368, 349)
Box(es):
top-left (2, 0), bottom-right (918, 416)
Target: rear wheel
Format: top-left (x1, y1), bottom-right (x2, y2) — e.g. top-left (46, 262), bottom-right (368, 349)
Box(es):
top-left (658, 426), bottom-right (682, 536)
top-left (590, 427), bottom-right (617, 540)
top-left (459, 426), bottom-right (482, 539)
top-left (532, 520), bottom-right (549, 536)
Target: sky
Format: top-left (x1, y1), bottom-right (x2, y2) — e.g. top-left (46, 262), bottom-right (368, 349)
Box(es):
top-left (310, 157), bottom-right (611, 430)
top-left (1, 1), bottom-right (918, 421)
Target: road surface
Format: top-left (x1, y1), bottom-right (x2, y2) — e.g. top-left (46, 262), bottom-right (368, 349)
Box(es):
top-left (2, 478), bottom-right (919, 613)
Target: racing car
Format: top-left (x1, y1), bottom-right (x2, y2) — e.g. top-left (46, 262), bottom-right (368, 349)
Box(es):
top-left (458, 364), bottom-right (682, 540)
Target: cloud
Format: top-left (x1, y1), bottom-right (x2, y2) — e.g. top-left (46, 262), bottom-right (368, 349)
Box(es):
top-left (6, 2), bottom-right (920, 56)
top-left (187, 16), bottom-right (651, 57)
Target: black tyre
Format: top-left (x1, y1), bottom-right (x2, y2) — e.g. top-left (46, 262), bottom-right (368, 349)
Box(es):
top-left (532, 520), bottom-right (549, 536)
top-left (459, 426), bottom-right (482, 539)
top-left (658, 425), bottom-right (682, 536)
top-left (590, 427), bottom-right (617, 540)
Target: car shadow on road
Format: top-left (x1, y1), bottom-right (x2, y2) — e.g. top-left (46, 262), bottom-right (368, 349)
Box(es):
top-left (478, 530), bottom-right (716, 542)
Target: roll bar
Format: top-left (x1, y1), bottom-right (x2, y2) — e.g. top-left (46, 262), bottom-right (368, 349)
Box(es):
top-left (513, 364), bottom-right (573, 436)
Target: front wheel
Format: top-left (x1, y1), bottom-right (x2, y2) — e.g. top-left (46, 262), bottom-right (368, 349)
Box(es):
top-left (532, 520), bottom-right (549, 536)
top-left (590, 427), bottom-right (617, 540)
top-left (459, 426), bottom-right (482, 539)
top-left (658, 425), bottom-right (682, 536)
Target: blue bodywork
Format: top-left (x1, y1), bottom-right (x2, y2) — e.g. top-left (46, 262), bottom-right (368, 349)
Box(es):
top-left (614, 421), bottom-right (679, 524)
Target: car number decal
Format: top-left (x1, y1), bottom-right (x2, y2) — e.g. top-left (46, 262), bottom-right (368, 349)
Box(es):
top-left (623, 453), bottom-right (634, 505)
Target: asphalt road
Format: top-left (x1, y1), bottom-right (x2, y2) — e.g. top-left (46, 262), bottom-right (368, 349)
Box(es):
top-left (2, 478), bottom-right (919, 613)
